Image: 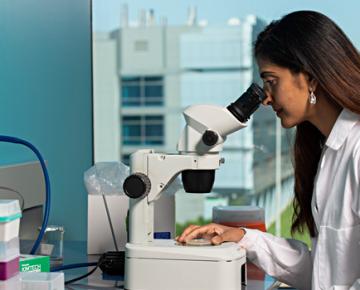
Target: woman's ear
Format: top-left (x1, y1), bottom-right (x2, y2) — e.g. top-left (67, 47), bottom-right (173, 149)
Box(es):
top-left (307, 74), bottom-right (318, 92)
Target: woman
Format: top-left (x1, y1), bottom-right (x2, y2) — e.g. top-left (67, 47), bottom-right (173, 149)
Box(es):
top-left (177, 11), bottom-right (360, 290)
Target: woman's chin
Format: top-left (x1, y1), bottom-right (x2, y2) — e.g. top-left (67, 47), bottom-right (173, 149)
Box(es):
top-left (280, 117), bottom-right (296, 129)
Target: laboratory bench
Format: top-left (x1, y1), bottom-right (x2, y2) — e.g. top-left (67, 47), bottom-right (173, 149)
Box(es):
top-left (47, 241), bottom-right (289, 290)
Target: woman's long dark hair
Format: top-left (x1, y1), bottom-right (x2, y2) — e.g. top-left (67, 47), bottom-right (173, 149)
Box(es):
top-left (255, 11), bottom-right (360, 237)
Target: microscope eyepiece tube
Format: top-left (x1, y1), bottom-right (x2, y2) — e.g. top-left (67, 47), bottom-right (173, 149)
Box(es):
top-left (227, 83), bottom-right (265, 123)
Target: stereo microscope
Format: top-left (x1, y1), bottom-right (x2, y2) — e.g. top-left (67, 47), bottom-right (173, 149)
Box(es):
top-left (123, 83), bottom-right (265, 290)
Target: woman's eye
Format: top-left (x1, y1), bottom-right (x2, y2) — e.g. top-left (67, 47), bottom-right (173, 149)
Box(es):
top-left (265, 79), bottom-right (276, 86)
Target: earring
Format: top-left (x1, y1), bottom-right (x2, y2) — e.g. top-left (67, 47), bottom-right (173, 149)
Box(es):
top-left (309, 91), bottom-right (317, 105)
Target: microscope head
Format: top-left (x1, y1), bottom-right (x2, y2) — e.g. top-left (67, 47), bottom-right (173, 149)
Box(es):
top-left (178, 83), bottom-right (265, 193)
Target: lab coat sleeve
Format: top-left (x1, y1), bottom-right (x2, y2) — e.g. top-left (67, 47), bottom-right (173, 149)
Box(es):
top-left (351, 144), bottom-right (360, 217)
top-left (238, 229), bottom-right (312, 290)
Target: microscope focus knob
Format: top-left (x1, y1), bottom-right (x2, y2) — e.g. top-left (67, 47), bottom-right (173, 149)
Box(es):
top-left (123, 173), bottom-right (151, 199)
top-left (202, 130), bottom-right (219, 146)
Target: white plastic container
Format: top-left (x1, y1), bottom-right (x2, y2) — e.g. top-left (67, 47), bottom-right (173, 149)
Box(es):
top-left (0, 200), bottom-right (22, 242)
top-left (20, 272), bottom-right (64, 290)
top-left (0, 237), bottom-right (20, 261)
top-left (0, 274), bottom-right (21, 290)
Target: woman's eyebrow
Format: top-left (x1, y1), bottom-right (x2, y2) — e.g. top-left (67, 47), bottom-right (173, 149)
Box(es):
top-left (260, 71), bottom-right (277, 78)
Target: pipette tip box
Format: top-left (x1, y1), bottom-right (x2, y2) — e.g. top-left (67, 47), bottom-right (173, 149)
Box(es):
top-left (0, 200), bottom-right (22, 242)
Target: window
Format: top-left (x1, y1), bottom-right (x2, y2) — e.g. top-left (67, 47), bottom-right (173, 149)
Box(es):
top-left (122, 115), bottom-right (164, 145)
top-left (122, 154), bottom-right (130, 165)
top-left (93, 6), bottom-right (302, 244)
top-left (121, 76), bottom-right (163, 107)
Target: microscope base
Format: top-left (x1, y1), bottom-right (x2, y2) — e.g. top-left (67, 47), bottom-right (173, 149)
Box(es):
top-left (124, 240), bottom-right (246, 290)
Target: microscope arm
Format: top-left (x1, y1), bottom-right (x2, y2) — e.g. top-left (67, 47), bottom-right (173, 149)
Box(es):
top-left (146, 152), bottom-right (223, 203)
top-left (124, 150), bottom-right (222, 243)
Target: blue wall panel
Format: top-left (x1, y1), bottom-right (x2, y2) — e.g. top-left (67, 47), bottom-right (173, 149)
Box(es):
top-left (0, 0), bottom-right (92, 241)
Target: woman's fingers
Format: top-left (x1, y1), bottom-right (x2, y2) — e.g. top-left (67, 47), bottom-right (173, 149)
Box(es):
top-left (177, 224), bottom-right (200, 242)
top-left (183, 224), bottom-right (225, 242)
top-left (177, 223), bottom-right (235, 243)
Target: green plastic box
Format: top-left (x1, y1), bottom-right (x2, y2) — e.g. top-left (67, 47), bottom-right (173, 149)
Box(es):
top-left (19, 254), bottom-right (50, 272)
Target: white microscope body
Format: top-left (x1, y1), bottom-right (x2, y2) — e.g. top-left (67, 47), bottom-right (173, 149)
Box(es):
top-left (123, 84), bottom-right (265, 290)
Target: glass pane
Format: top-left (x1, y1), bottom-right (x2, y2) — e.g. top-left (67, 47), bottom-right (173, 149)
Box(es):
top-left (145, 85), bottom-right (163, 100)
top-left (122, 76), bottom-right (141, 83)
top-left (122, 86), bottom-right (141, 106)
top-left (122, 115), bottom-right (141, 145)
top-left (122, 86), bottom-right (140, 97)
top-left (144, 76), bottom-right (162, 82)
top-left (145, 124), bottom-right (163, 136)
top-left (144, 139), bottom-right (163, 145)
top-left (144, 100), bottom-right (163, 106)
top-left (145, 116), bottom-right (163, 121)
top-left (123, 139), bottom-right (142, 145)
top-left (122, 154), bottom-right (130, 165)
top-left (123, 116), bottom-right (141, 121)
top-left (94, 2), bottom-right (320, 246)
top-left (122, 100), bottom-right (141, 106)
top-left (144, 136), bottom-right (164, 145)
top-left (122, 125), bottom-right (140, 136)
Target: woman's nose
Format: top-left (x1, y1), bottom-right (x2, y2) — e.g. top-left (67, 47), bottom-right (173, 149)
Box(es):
top-left (261, 91), bottom-right (272, 106)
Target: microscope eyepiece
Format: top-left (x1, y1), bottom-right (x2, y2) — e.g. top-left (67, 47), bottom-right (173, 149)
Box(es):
top-left (227, 83), bottom-right (265, 123)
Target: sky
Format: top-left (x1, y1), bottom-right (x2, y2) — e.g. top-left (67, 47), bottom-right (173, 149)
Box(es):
top-left (93, 0), bottom-right (360, 48)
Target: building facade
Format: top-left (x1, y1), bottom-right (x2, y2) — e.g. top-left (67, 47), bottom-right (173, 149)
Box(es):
top-left (93, 14), bottom-right (293, 226)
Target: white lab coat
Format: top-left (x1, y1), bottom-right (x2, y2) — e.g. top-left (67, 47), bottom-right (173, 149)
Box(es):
top-left (239, 109), bottom-right (360, 290)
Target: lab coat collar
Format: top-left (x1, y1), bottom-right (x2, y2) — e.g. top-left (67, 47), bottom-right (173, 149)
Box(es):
top-left (325, 108), bottom-right (360, 150)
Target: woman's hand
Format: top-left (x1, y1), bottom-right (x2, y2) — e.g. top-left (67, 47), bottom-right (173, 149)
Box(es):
top-left (176, 223), bottom-right (246, 245)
